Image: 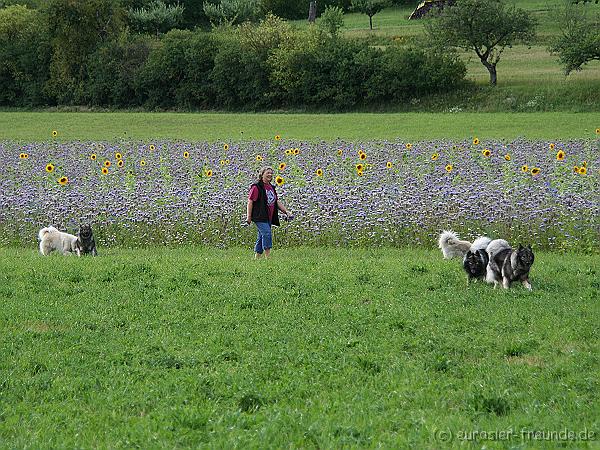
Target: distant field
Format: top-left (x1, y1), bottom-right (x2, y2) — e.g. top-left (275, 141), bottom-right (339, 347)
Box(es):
top-left (0, 247), bottom-right (598, 448)
top-left (1, 112), bottom-right (598, 141)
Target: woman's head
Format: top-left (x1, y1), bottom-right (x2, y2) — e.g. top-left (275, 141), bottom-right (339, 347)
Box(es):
top-left (257, 166), bottom-right (274, 184)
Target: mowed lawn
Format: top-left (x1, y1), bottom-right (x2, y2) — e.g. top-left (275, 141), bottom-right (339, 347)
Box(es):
top-left (0, 247), bottom-right (598, 448)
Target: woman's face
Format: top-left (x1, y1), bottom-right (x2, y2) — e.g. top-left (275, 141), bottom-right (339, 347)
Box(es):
top-left (262, 169), bottom-right (273, 183)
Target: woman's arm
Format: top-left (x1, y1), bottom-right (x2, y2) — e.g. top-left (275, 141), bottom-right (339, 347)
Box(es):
top-left (246, 199), bottom-right (253, 224)
top-left (276, 199), bottom-right (290, 216)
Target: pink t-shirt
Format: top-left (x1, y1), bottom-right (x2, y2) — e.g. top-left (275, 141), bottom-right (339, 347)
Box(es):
top-left (248, 183), bottom-right (277, 222)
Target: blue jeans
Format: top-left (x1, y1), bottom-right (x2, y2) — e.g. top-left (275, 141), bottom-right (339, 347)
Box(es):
top-left (254, 221), bottom-right (272, 254)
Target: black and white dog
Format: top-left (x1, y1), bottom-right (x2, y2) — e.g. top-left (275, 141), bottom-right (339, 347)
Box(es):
top-left (463, 236), bottom-right (491, 284)
top-left (77, 224), bottom-right (98, 256)
top-left (486, 240), bottom-right (534, 290)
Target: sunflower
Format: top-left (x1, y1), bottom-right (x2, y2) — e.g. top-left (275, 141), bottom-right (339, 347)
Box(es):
top-left (220, 160), bottom-right (226, 166)
top-left (58, 176), bottom-right (68, 185)
top-left (359, 153), bottom-right (367, 160)
top-left (386, 161), bottom-right (393, 169)
top-left (23, 153), bottom-right (29, 159)
top-left (482, 149), bottom-right (491, 157)
top-left (549, 143), bottom-right (555, 150)
top-left (140, 160), bottom-right (146, 167)
top-left (504, 154), bottom-right (511, 161)
top-left (275, 135), bottom-right (281, 141)
top-left (104, 160), bottom-right (111, 168)
top-left (278, 162), bottom-right (286, 171)
top-left (293, 148), bottom-right (300, 155)
top-left (90, 153), bottom-right (97, 161)
top-left (275, 176), bottom-right (284, 186)
top-left (149, 144), bottom-right (155, 151)
top-left (101, 167), bottom-right (109, 175)
top-left (578, 166), bottom-right (587, 175)
top-left (358, 150), bottom-right (365, 157)
top-left (595, 128), bottom-right (600, 135)
top-left (405, 143), bottom-right (412, 150)
top-left (205, 169), bottom-right (213, 177)
top-left (225, 159), bottom-right (230, 164)
top-left (521, 165), bottom-right (529, 173)
top-left (473, 138), bottom-right (480, 145)
top-left (431, 153), bottom-right (439, 161)
top-left (531, 167), bottom-right (541, 176)
top-left (357, 170), bottom-right (364, 177)
top-left (115, 152), bottom-right (122, 160)
top-left (355, 163), bottom-right (364, 171)
top-left (45, 164), bottom-right (55, 173)
top-left (117, 159), bottom-right (124, 168)
top-left (223, 144), bottom-right (229, 151)
top-left (556, 150), bottom-right (565, 161)
top-left (337, 149), bottom-right (343, 156)
top-left (445, 164), bottom-right (453, 173)
top-left (582, 160), bottom-right (587, 168)
top-left (52, 130), bottom-right (58, 138)
top-left (285, 149), bottom-right (292, 156)
top-left (183, 151), bottom-right (190, 159)
top-left (573, 165), bottom-right (580, 173)
top-left (256, 155), bottom-right (264, 161)
top-left (316, 168), bottom-right (323, 177)
top-left (19, 153), bottom-right (27, 159)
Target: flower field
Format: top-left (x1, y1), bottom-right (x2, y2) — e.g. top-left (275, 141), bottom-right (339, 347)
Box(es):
top-left (1, 136), bottom-right (598, 250)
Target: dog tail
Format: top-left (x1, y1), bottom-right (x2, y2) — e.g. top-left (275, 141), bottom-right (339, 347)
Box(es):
top-left (438, 230), bottom-right (460, 249)
top-left (470, 236), bottom-right (491, 252)
top-left (38, 226), bottom-right (56, 241)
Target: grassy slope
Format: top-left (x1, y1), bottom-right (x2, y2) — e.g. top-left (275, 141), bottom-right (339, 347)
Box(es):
top-left (0, 247), bottom-right (598, 448)
top-left (1, 111), bottom-right (599, 141)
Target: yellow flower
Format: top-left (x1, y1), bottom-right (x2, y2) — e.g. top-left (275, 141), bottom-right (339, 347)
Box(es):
top-left (285, 149), bottom-right (292, 156)
top-left (275, 176), bottom-right (284, 186)
top-left (225, 159), bottom-right (230, 164)
top-left (473, 138), bottom-right (480, 145)
top-left (578, 166), bottom-right (587, 175)
top-left (316, 168), bottom-right (323, 177)
top-left (90, 153), bottom-right (97, 161)
top-left (357, 170), bottom-right (364, 177)
top-left (19, 153), bottom-right (27, 159)
top-left (52, 130), bottom-right (58, 138)
top-left (521, 165), bottom-right (529, 173)
top-left (549, 143), bottom-right (555, 150)
top-left (405, 143), bottom-right (412, 150)
top-left (293, 148), bottom-right (300, 155)
top-left (278, 162), bottom-right (286, 171)
top-left (358, 150), bottom-right (365, 157)
top-left (58, 176), bottom-right (68, 185)
top-left (275, 135), bottom-right (281, 141)
top-left (205, 169), bottom-right (213, 177)
top-left (582, 160), bottom-right (587, 168)
top-left (337, 149), bottom-right (343, 156)
top-left (556, 150), bottom-right (565, 161)
top-left (573, 165), bottom-right (580, 173)
top-left (595, 128), bottom-right (599, 135)
top-left (140, 160), bottom-right (146, 167)
top-left (101, 167), bottom-right (109, 175)
top-left (504, 154), bottom-right (511, 161)
top-left (223, 144), bottom-right (229, 151)
top-left (45, 164), bottom-right (55, 173)
top-left (482, 149), bottom-right (491, 157)
top-left (355, 163), bottom-right (364, 171)
top-left (117, 160), bottom-right (124, 168)
top-left (256, 155), bottom-right (263, 161)
top-left (183, 151), bottom-right (190, 159)
top-left (386, 161), bottom-right (393, 169)
top-left (431, 153), bottom-right (439, 161)
top-left (104, 160), bottom-right (111, 168)
top-left (359, 153), bottom-right (367, 160)
top-left (149, 144), bottom-right (155, 151)
top-left (115, 152), bottom-right (122, 160)
top-left (220, 160), bottom-right (225, 166)
top-left (445, 164), bottom-right (453, 173)
top-left (531, 167), bottom-right (541, 176)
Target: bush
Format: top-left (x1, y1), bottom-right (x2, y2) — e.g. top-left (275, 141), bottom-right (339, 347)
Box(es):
top-left (0, 5), bottom-right (51, 106)
top-left (137, 29), bottom-right (217, 109)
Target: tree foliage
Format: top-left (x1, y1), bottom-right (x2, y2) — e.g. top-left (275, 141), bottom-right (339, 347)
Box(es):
top-left (127, 0), bottom-right (184, 35)
top-left (550, 3), bottom-right (600, 74)
top-left (425, 0), bottom-right (536, 85)
top-left (319, 5), bottom-right (345, 37)
top-left (203, 0), bottom-right (261, 26)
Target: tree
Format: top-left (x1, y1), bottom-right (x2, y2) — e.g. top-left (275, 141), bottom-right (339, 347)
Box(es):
top-left (351, 0), bottom-right (389, 30)
top-left (550, 3), bottom-right (600, 74)
top-left (425, 0), bottom-right (536, 85)
top-left (203, 0), bottom-right (260, 26)
top-left (127, 0), bottom-right (184, 35)
top-left (319, 5), bottom-right (344, 36)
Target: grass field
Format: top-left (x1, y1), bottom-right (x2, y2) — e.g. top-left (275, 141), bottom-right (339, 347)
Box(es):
top-left (1, 111), bottom-right (599, 141)
top-left (0, 247), bottom-right (598, 448)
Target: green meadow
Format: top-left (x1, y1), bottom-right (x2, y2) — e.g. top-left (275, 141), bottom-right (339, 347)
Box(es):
top-left (0, 247), bottom-right (598, 448)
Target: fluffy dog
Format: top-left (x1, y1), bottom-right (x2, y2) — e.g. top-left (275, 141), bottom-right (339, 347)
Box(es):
top-left (77, 224), bottom-right (98, 256)
top-left (438, 230), bottom-right (472, 259)
top-left (486, 240), bottom-right (534, 290)
top-left (462, 236), bottom-right (492, 284)
top-left (38, 226), bottom-right (80, 256)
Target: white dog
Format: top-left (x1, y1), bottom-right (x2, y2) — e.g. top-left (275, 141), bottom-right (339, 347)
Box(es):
top-left (438, 230), bottom-right (472, 259)
top-left (38, 226), bottom-right (80, 256)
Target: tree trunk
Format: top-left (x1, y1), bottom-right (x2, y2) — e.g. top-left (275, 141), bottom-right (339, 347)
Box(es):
top-left (369, 14), bottom-right (373, 30)
top-left (308, 1), bottom-right (317, 23)
top-left (481, 59), bottom-right (497, 86)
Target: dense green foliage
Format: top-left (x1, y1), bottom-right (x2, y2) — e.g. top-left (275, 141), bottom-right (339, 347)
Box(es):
top-left (0, 247), bottom-right (598, 447)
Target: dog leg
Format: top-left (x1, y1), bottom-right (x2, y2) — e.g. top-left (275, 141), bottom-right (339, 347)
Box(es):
top-left (502, 277), bottom-right (510, 289)
top-left (522, 279), bottom-right (532, 291)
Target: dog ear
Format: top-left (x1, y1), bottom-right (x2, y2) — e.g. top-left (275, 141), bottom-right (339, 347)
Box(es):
top-left (518, 243), bottom-right (523, 249)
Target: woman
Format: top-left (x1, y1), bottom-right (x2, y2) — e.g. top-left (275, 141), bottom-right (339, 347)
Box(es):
top-left (246, 166), bottom-right (292, 258)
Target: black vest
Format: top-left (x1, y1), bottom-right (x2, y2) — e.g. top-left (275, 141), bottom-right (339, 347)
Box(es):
top-left (251, 182), bottom-right (280, 226)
